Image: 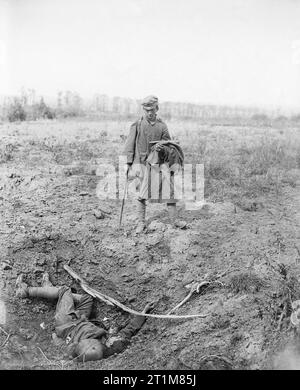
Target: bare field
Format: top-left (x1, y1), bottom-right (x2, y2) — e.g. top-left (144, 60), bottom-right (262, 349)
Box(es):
top-left (1, 119), bottom-right (300, 370)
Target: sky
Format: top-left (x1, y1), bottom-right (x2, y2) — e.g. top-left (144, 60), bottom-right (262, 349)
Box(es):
top-left (1, 0), bottom-right (300, 109)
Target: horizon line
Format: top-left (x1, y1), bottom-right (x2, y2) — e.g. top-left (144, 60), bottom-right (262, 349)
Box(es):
top-left (0, 90), bottom-right (299, 114)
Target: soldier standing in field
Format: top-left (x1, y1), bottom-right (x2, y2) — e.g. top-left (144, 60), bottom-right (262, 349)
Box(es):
top-left (124, 95), bottom-right (185, 234)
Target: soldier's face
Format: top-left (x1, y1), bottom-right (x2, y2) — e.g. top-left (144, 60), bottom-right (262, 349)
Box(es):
top-left (144, 106), bottom-right (158, 121)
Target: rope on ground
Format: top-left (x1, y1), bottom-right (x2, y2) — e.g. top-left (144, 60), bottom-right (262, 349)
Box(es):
top-left (63, 265), bottom-right (208, 319)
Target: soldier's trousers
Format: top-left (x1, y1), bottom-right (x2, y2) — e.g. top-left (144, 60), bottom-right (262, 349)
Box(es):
top-left (138, 164), bottom-right (178, 204)
top-left (54, 287), bottom-right (93, 328)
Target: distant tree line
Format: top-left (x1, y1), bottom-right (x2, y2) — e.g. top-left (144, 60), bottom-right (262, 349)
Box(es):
top-left (91, 94), bottom-right (300, 122)
top-left (0, 89), bottom-right (299, 122)
top-left (0, 89), bottom-right (84, 122)
top-left (1, 88), bottom-right (55, 122)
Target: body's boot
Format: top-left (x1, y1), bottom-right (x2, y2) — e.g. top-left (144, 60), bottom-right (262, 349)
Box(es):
top-left (15, 274), bottom-right (29, 298)
top-left (135, 199), bottom-right (146, 234)
top-left (42, 272), bottom-right (53, 287)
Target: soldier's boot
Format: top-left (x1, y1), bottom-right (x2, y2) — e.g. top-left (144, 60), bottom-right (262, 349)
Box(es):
top-left (42, 272), bottom-right (53, 287)
top-left (167, 203), bottom-right (187, 229)
top-left (15, 274), bottom-right (29, 298)
top-left (167, 203), bottom-right (177, 223)
top-left (135, 199), bottom-right (146, 234)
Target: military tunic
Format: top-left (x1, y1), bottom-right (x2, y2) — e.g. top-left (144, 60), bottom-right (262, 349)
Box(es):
top-left (124, 116), bottom-right (179, 203)
top-left (124, 116), bottom-right (171, 165)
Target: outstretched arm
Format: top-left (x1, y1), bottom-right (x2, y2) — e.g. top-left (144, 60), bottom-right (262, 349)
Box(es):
top-left (103, 301), bottom-right (156, 358)
top-left (119, 300), bottom-right (156, 339)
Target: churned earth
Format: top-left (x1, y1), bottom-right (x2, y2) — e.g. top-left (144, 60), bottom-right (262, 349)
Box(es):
top-left (0, 119), bottom-right (300, 370)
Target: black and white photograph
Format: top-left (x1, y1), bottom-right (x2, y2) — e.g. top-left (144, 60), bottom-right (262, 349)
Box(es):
top-left (0, 0), bottom-right (300, 374)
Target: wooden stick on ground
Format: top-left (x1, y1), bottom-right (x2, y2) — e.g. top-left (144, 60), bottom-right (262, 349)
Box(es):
top-left (63, 265), bottom-right (208, 319)
top-left (64, 265), bottom-right (114, 306)
top-left (167, 281), bottom-right (210, 315)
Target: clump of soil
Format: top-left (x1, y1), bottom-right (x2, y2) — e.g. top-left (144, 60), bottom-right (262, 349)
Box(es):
top-left (228, 272), bottom-right (266, 294)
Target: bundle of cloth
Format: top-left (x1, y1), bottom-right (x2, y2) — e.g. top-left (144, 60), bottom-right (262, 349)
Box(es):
top-left (147, 140), bottom-right (184, 172)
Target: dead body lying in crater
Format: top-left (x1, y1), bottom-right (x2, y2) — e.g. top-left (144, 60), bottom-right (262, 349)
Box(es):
top-left (15, 273), bottom-right (154, 362)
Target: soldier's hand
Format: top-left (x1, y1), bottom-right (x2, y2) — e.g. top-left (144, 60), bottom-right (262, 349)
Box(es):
top-left (154, 143), bottom-right (163, 152)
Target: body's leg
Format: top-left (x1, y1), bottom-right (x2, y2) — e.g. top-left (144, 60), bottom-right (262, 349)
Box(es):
top-left (25, 272), bottom-right (61, 299)
top-left (74, 294), bottom-right (94, 320)
top-left (28, 286), bottom-right (61, 299)
top-left (55, 289), bottom-right (94, 326)
top-left (16, 274), bottom-right (82, 302)
top-left (54, 290), bottom-right (94, 340)
top-left (26, 286), bottom-right (82, 302)
top-left (15, 275), bottom-right (60, 298)
top-left (15, 274), bottom-right (86, 339)
top-left (54, 287), bottom-right (77, 327)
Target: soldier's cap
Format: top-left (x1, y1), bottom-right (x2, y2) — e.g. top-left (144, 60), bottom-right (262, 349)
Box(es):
top-left (141, 95), bottom-right (159, 110)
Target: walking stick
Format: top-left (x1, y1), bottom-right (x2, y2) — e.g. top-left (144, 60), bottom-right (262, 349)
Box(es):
top-left (119, 170), bottom-right (129, 228)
